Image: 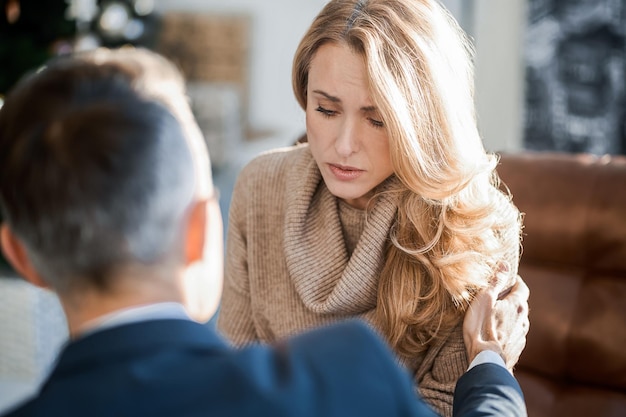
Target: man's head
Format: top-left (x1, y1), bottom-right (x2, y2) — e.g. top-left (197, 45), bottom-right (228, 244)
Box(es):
top-left (0, 48), bottom-right (222, 322)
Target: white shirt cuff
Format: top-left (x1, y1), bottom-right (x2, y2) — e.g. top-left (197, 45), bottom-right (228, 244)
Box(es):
top-left (467, 350), bottom-right (506, 371)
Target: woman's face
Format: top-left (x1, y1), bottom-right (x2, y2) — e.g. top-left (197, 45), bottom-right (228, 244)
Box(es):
top-left (306, 42), bottom-right (394, 210)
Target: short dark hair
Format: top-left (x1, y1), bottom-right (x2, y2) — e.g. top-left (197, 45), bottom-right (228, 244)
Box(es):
top-left (0, 50), bottom-right (196, 292)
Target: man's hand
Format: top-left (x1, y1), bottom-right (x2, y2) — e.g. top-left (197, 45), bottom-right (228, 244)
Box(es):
top-left (464, 274), bottom-right (530, 371)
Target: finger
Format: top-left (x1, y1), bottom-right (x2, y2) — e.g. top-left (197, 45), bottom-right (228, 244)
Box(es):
top-left (505, 325), bottom-right (528, 369)
top-left (504, 275), bottom-right (528, 298)
top-left (464, 290), bottom-right (496, 341)
top-left (491, 268), bottom-right (516, 299)
top-left (472, 287), bottom-right (498, 319)
top-left (494, 303), bottom-right (529, 369)
top-left (497, 283), bottom-right (513, 300)
top-left (498, 277), bottom-right (530, 317)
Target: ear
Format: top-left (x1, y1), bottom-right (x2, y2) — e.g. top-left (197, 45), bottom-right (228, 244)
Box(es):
top-left (0, 224), bottom-right (50, 289)
top-left (180, 195), bottom-right (223, 323)
top-left (184, 199), bottom-right (207, 265)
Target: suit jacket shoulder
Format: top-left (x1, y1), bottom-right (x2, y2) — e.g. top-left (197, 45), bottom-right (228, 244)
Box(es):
top-left (1, 319), bottom-right (434, 417)
top-left (245, 319), bottom-right (438, 417)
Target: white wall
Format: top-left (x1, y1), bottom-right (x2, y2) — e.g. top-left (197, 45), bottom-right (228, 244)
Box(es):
top-left (156, 0), bottom-right (327, 143)
top-left (443, 0), bottom-right (527, 153)
top-left (472, 0), bottom-right (527, 152)
top-left (441, 0), bottom-right (474, 35)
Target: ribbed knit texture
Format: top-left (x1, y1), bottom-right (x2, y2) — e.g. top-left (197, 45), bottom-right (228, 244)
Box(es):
top-left (218, 145), bottom-right (466, 417)
top-left (337, 199), bottom-right (365, 256)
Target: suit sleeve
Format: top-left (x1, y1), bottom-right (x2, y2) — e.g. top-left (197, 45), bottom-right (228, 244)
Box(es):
top-left (216, 167), bottom-right (258, 346)
top-left (452, 363), bottom-right (527, 417)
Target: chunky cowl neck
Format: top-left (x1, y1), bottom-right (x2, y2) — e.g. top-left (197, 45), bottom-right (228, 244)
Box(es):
top-left (283, 149), bottom-right (400, 315)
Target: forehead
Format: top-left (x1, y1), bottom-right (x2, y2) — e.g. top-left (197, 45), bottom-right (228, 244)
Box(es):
top-left (307, 43), bottom-right (372, 101)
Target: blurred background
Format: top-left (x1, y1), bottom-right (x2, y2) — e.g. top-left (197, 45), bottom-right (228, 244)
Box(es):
top-left (0, 0), bottom-right (625, 414)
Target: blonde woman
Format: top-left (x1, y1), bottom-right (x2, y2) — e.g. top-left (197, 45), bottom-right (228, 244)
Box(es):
top-left (217, 0), bottom-right (524, 415)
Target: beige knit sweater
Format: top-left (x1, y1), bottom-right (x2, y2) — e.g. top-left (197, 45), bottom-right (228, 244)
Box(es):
top-left (217, 145), bottom-right (467, 417)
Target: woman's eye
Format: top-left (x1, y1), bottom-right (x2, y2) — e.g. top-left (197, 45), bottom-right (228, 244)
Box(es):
top-left (368, 117), bottom-right (384, 128)
top-left (316, 106), bottom-right (336, 117)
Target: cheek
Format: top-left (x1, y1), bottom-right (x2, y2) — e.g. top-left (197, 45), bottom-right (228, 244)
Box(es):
top-left (305, 110), bottom-right (329, 147)
top-left (383, 152), bottom-right (394, 176)
top-left (369, 133), bottom-right (391, 158)
top-left (305, 107), bottom-right (320, 132)
top-left (374, 136), bottom-right (394, 176)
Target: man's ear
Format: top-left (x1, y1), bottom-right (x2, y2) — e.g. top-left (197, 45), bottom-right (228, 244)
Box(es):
top-left (0, 224), bottom-right (50, 289)
top-left (184, 199), bottom-right (207, 265)
top-left (180, 195), bottom-right (223, 323)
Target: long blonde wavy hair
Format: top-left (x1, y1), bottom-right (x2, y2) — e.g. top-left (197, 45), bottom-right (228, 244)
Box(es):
top-left (293, 0), bottom-right (523, 360)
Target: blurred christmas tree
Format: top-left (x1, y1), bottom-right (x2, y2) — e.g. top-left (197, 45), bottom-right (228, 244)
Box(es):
top-left (0, 0), bottom-right (75, 273)
top-left (0, 0), bottom-right (76, 95)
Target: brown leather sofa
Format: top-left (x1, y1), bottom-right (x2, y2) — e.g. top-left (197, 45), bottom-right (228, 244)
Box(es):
top-left (497, 152), bottom-right (626, 417)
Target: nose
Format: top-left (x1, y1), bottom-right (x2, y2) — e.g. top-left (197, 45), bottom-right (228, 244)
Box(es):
top-left (334, 117), bottom-right (360, 157)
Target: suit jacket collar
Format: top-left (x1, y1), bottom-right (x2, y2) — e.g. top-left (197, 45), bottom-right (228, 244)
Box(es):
top-left (45, 319), bottom-right (228, 389)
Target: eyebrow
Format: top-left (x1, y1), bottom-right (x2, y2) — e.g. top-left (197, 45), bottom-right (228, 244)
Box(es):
top-left (312, 89), bottom-right (377, 112)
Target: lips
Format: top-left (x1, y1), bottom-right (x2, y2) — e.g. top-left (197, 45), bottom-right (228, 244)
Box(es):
top-left (328, 163), bottom-right (364, 180)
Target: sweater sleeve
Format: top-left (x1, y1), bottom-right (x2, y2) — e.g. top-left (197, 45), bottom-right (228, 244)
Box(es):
top-left (415, 322), bottom-right (468, 417)
top-left (217, 166), bottom-right (258, 346)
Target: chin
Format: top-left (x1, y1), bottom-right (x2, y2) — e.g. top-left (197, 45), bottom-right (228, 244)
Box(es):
top-left (328, 188), bottom-right (370, 209)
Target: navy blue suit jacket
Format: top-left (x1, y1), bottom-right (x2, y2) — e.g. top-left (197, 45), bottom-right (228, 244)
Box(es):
top-left (2, 319), bottom-right (525, 417)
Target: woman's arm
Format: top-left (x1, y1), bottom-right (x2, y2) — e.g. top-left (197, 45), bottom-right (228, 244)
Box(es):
top-left (414, 322), bottom-right (468, 417)
top-left (216, 172), bottom-right (258, 346)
